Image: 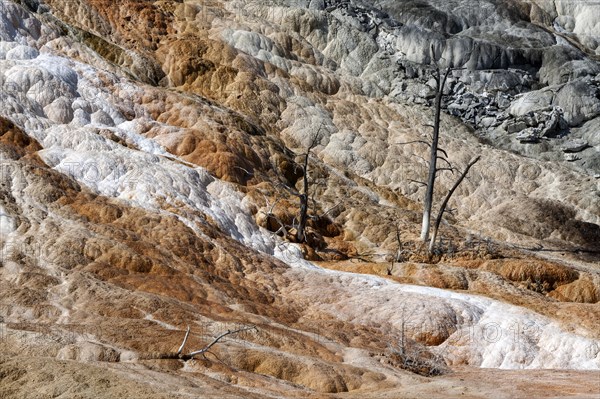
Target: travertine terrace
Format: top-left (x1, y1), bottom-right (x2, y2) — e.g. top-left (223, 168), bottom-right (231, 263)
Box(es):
top-left (0, 1), bottom-right (599, 397)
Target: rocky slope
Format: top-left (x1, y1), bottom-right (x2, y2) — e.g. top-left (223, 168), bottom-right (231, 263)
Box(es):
top-left (0, 0), bottom-right (599, 398)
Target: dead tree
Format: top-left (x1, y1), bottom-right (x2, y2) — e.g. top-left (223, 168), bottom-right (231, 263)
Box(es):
top-left (395, 62), bottom-right (480, 255)
top-left (386, 304), bottom-right (448, 376)
top-left (389, 224), bottom-right (406, 273)
top-left (296, 132), bottom-right (321, 243)
top-left (418, 50), bottom-right (505, 247)
top-left (428, 156), bottom-right (480, 254)
top-left (420, 66), bottom-right (452, 242)
top-left (269, 128), bottom-right (324, 244)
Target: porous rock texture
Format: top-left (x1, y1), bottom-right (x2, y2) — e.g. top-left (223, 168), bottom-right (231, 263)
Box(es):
top-left (0, 0), bottom-right (600, 398)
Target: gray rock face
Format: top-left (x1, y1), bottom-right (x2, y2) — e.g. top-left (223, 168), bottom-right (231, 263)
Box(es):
top-left (507, 121), bottom-right (528, 134)
top-left (305, 0), bottom-right (600, 175)
top-left (374, 0), bottom-right (554, 69)
top-left (554, 78), bottom-right (600, 126)
top-left (507, 79), bottom-right (600, 129)
top-left (562, 139), bottom-right (589, 153)
top-left (515, 129), bottom-right (541, 143)
top-left (281, 1), bottom-right (595, 175)
top-left (538, 46), bottom-right (600, 86)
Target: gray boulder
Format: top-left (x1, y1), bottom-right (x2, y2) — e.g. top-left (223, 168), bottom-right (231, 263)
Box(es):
top-left (554, 78), bottom-right (600, 126)
top-left (509, 78), bottom-right (600, 127)
top-left (561, 139), bottom-right (589, 153)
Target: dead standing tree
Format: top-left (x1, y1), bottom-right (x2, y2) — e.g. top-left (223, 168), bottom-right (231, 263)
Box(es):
top-left (420, 66), bottom-right (453, 242)
top-left (266, 127), bottom-right (324, 244)
top-left (295, 131), bottom-right (321, 243)
top-left (262, 125), bottom-right (326, 244)
top-left (400, 63), bottom-right (480, 256)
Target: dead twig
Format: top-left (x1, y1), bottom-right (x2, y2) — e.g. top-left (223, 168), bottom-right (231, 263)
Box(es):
top-left (143, 325), bottom-right (257, 361)
top-left (186, 326), bottom-right (256, 358)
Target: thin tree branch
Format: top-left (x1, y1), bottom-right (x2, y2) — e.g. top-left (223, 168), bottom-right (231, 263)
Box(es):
top-left (186, 326), bottom-right (257, 358)
top-left (275, 180), bottom-right (300, 196)
top-left (177, 326), bottom-right (191, 355)
top-left (420, 66), bottom-right (452, 241)
top-left (437, 147), bottom-right (449, 159)
top-left (408, 179), bottom-right (428, 186)
top-left (296, 124), bottom-right (325, 243)
top-left (259, 208), bottom-right (289, 239)
top-left (428, 156), bottom-right (481, 254)
top-left (321, 202), bottom-right (342, 216)
top-left (233, 166), bottom-right (253, 177)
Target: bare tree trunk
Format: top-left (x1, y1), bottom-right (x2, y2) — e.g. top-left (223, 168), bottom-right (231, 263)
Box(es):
top-left (296, 150), bottom-right (310, 243)
top-left (420, 67), bottom-right (452, 241)
top-left (428, 156), bottom-right (480, 254)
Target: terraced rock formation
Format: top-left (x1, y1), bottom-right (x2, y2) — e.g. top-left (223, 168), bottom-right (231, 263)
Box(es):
top-left (0, 1), bottom-right (599, 397)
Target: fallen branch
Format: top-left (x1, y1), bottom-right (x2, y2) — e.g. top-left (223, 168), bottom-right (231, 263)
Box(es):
top-left (177, 325), bottom-right (191, 355)
top-left (188, 326), bottom-right (255, 357)
top-left (142, 325), bottom-right (257, 361)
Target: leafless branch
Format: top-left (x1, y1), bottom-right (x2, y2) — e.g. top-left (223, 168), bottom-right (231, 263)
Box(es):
top-left (177, 325), bottom-right (191, 355)
top-left (428, 156), bottom-right (481, 254)
top-left (140, 325), bottom-right (257, 362)
top-left (433, 64), bottom-right (441, 84)
top-left (310, 192), bottom-right (319, 217)
top-left (260, 194), bottom-right (282, 214)
top-left (392, 224), bottom-right (408, 264)
top-left (275, 180), bottom-right (299, 196)
top-left (259, 209), bottom-right (289, 239)
top-left (436, 167), bottom-right (455, 174)
top-left (295, 125), bottom-right (326, 243)
top-left (408, 179), bottom-right (428, 186)
top-left (437, 147), bottom-right (449, 159)
top-left (321, 202), bottom-right (342, 217)
top-left (233, 166), bottom-right (253, 177)
top-left (186, 326), bottom-right (257, 358)
top-left (258, 195), bottom-right (289, 238)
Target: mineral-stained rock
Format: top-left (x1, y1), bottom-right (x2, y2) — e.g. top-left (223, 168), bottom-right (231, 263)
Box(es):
top-left (0, 1), bottom-right (600, 397)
